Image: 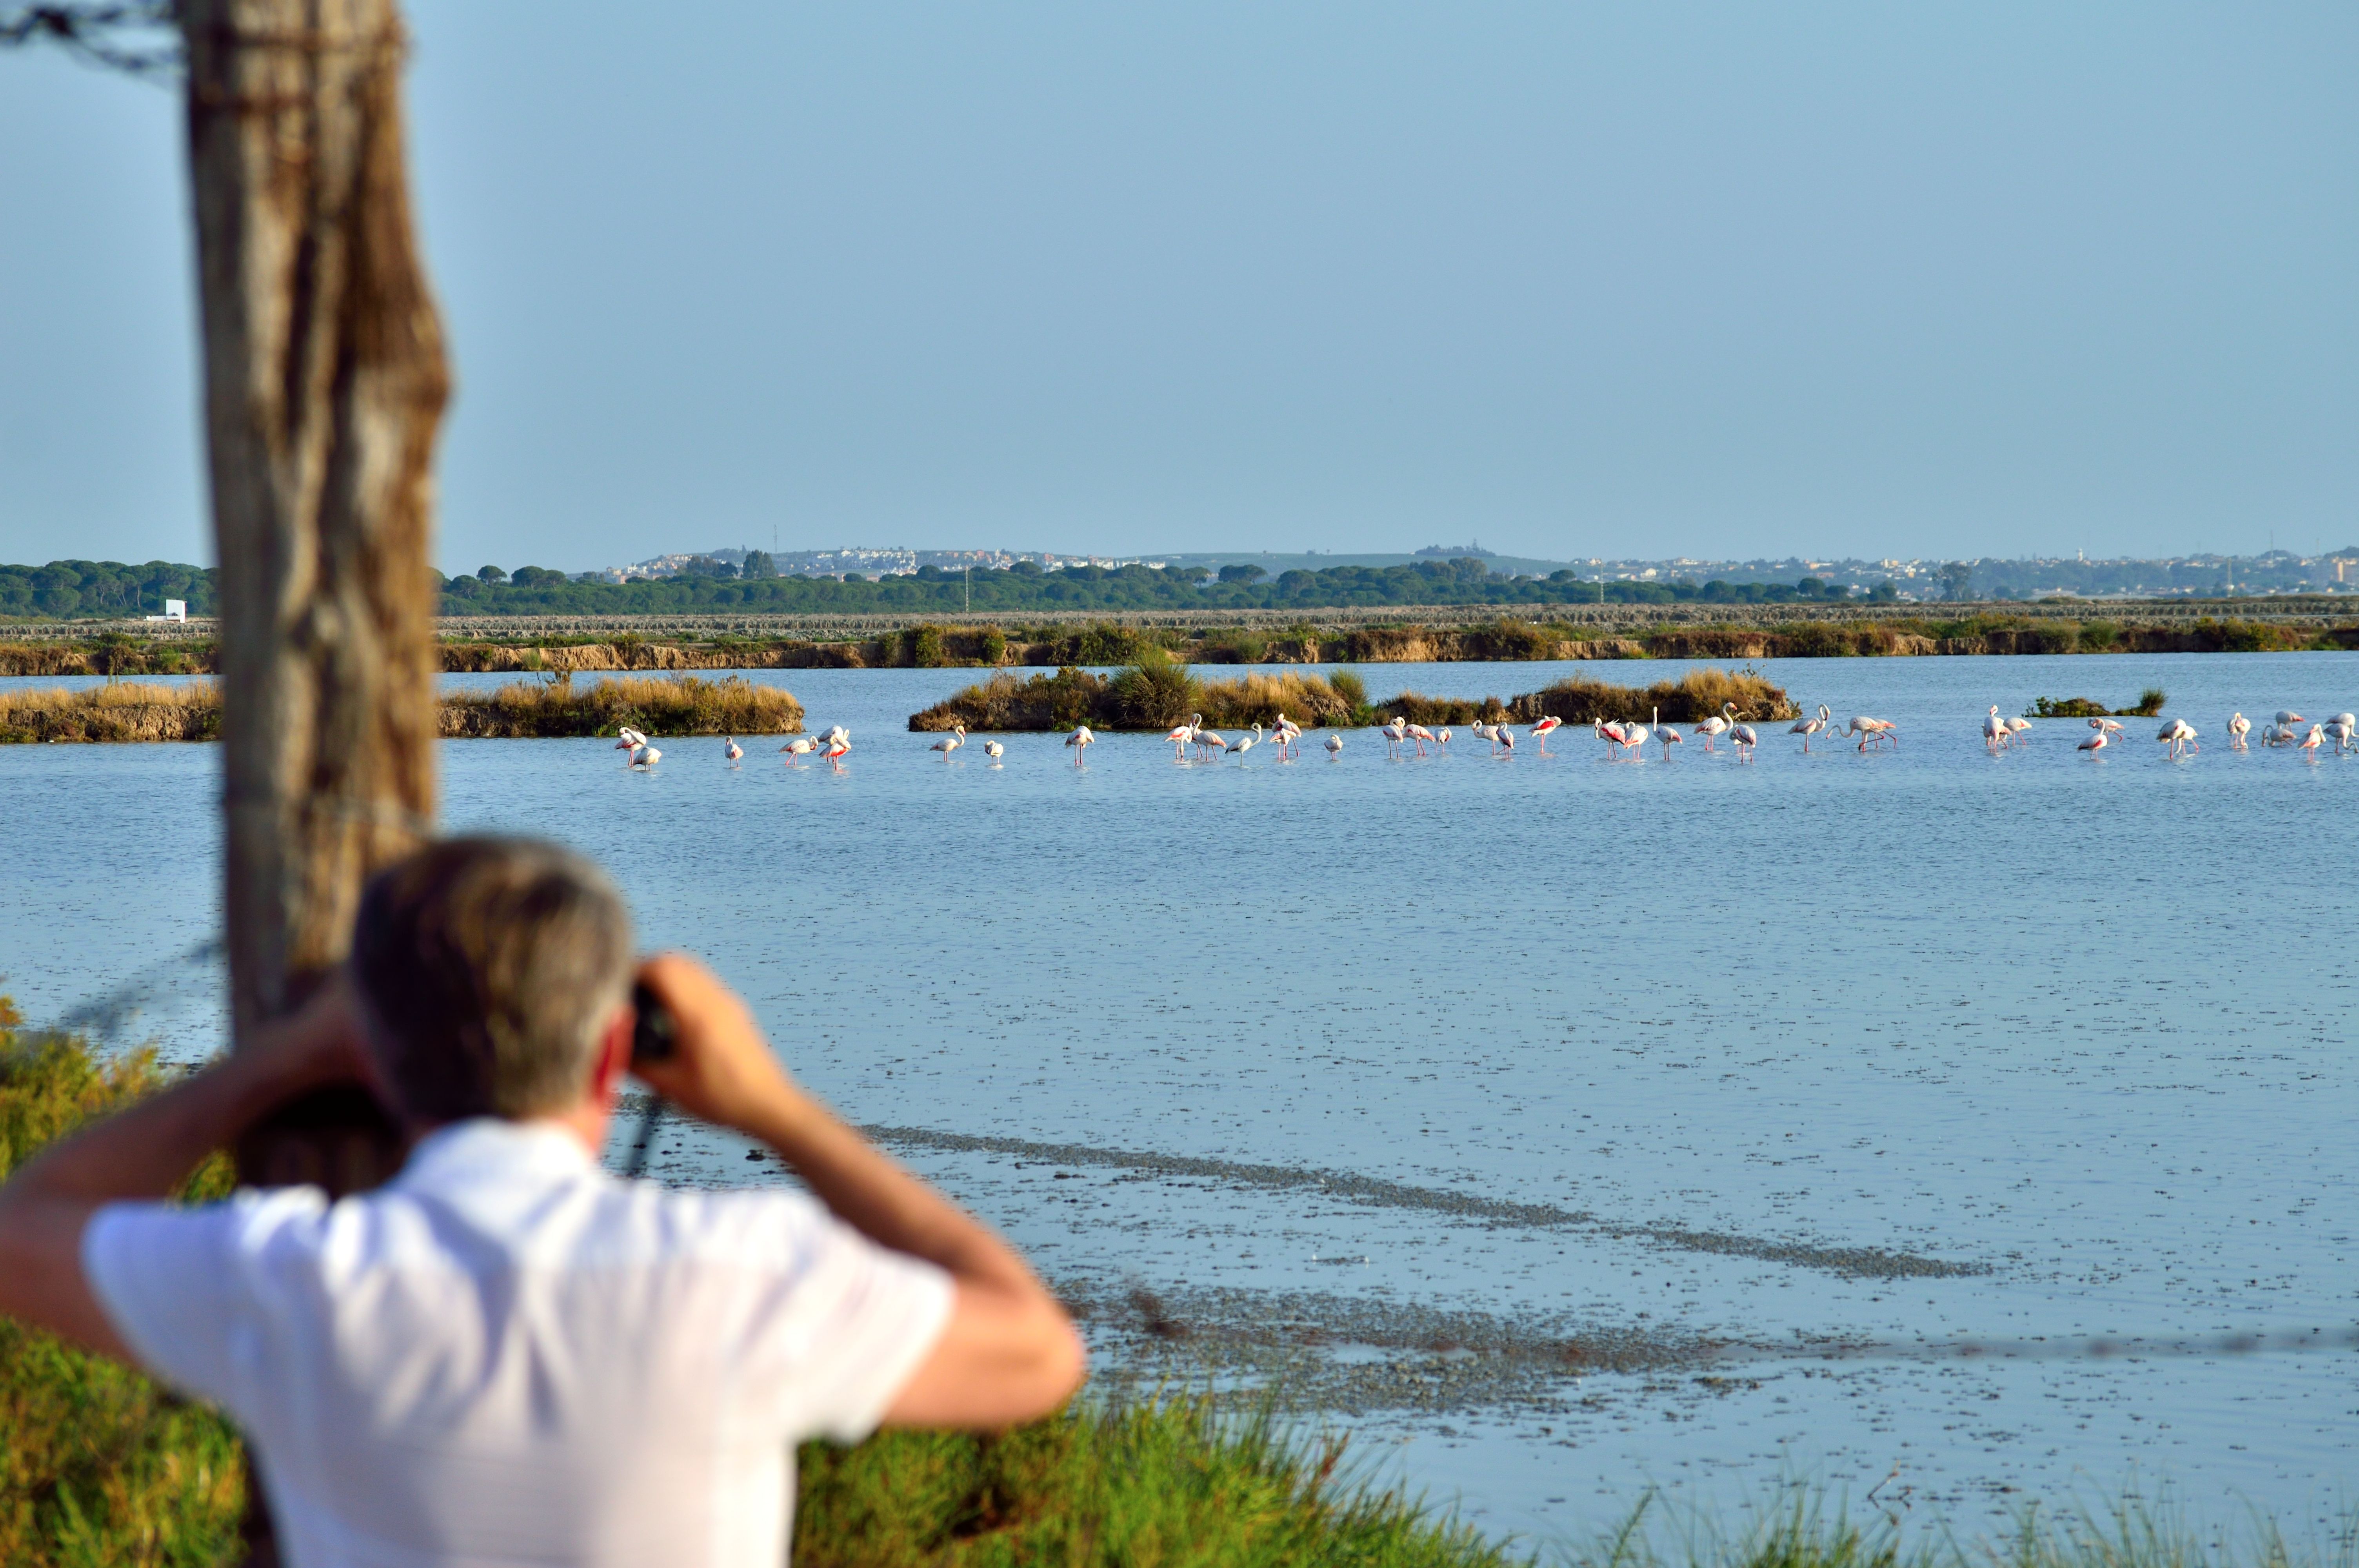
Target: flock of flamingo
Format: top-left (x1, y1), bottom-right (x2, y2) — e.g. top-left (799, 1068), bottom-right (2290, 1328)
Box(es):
top-left (1990, 706), bottom-right (2359, 759)
top-left (610, 704), bottom-right (2357, 772)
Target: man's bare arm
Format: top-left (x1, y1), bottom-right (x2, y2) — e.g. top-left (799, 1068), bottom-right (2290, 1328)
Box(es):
top-left (0, 980), bottom-right (371, 1357)
top-left (634, 956), bottom-right (1087, 1428)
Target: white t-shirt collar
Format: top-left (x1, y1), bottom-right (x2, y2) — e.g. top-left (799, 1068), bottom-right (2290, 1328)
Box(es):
top-left (392, 1116), bottom-right (601, 1196)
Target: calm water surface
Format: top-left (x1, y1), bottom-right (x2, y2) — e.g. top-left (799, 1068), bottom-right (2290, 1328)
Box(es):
top-left (5, 653), bottom-right (2356, 1549)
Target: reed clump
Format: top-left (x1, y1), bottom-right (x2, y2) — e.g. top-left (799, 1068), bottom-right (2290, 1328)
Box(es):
top-left (0, 681), bottom-right (222, 743)
top-left (440, 675), bottom-right (803, 738)
top-left (2027, 688), bottom-right (2166, 720)
top-left (0, 675), bottom-right (805, 743)
top-left (912, 660), bottom-right (1368, 731)
top-left (1507, 667), bottom-right (1797, 725)
top-left (1194, 671), bottom-right (1357, 728)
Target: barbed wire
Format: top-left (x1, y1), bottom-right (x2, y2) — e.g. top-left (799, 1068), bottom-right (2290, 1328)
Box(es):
top-left (0, 2), bottom-right (180, 79)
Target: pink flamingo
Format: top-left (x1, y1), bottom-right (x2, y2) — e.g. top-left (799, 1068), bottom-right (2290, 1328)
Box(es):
top-left (1405, 722), bottom-right (1436, 757)
top-left (1065, 724), bottom-right (1095, 764)
top-left (1530, 715), bottom-right (1562, 754)
top-left (1380, 716), bottom-right (1409, 757)
top-left (2077, 730), bottom-right (2108, 756)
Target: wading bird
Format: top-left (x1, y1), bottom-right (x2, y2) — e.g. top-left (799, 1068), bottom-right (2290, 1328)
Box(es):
top-left (2330, 716), bottom-right (2357, 755)
top-left (1792, 703), bottom-right (1829, 751)
top-left (1405, 721), bottom-right (1437, 757)
top-left (723, 737), bottom-right (743, 764)
top-left (823, 736), bottom-right (850, 765)
top-left (1196, 726), bottom-right (1228, 761)
top-left (778, 736), bottom-right (818, 763)
top-left (1693, 705), bottom-right (1734, 752)
top-left (1471, 720), bottom-right (1501, 755)
top-left (1324, 731), bottom-right (1344, 758)
top-left (1730, 719), bottom-right (1758, 761)
top-left (2089, 716), bottom-right (2126, 745)
top-left (2296, 723), bottom-right (2324, 758)
top-left (2227, 712), bottom-right (2251, 748)
top-left (1618, 722), bottom-right (1649, 760)
top-left (1593, 716), bottom-right (1628, 755)
top-left (1982, 706), bottom-right (2009, 750)
top-left (1530, 714), bottom-right (1562, 753)
top-left (1843, 715), bottom-right (1898, 751)
top-left (2158, 717), bottom-right (2199, 759)
top-left (2077, 729), bottom-right (2108, 755)
top-left (1495, 724), bottom-right (1515, 756)
top-left (982, 739), bottom-right (1005, 761)
top-left (1434, 728), bottom-right (1452, 748)
top-left (1066, 724), bottom-right (1095, 764)
top-left (1657, 722), bottom-right (1683, 759)
top-left (630, 743), bottom-right (662, 769)
top-left (1380, 716), bottom-right (1409, 757)
top-left (929, 724), bottom-right (966, 760)
top-left (615, 726), bottom-right (649, 757)
top-left (2275, 710), bottom-right (2306, 728)
top-left (1165, 715), bottom-right (1199, 760)
top-left (2006, 715), bottom-right (2033, 745)
top-left (1234, 722), bottom-right (1263, 762)
top-left (1272, 715), bottom-right (1303, 759)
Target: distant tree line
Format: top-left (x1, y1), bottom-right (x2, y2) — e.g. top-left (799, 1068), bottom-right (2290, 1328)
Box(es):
top-left (0, 560), bottom-right (218, 619)
top-left (15, 551), bottom-right (2344, 620)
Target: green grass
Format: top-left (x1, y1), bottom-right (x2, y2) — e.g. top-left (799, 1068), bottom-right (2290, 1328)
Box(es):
top-left (0, 1003), bottom-right (245, 1566)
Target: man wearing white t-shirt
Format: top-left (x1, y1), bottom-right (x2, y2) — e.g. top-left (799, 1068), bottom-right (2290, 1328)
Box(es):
top-left (0, 836), bottom-right (1085, 1567)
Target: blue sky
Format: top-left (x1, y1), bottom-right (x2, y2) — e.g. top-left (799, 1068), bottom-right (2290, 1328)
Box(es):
top-left (2, 2), bottom-right (2354, 572)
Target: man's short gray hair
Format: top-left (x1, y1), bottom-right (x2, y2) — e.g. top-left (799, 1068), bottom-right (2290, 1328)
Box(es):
top-left (351, 836), bottom-right (634, 1122)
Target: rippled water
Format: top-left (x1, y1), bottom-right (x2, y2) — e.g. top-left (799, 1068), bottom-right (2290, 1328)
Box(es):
top-left (5, 653), bottom-right (2357, 1548)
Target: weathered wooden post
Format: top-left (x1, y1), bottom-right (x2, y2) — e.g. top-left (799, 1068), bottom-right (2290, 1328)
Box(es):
top-left (182, 3), bottom-right (449, 1559)
top-left (182, 0), bottom-right (449, 1195)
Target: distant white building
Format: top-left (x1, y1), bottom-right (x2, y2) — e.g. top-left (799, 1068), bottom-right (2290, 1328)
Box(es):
top-left (145, 599), bottom-right (187, 622)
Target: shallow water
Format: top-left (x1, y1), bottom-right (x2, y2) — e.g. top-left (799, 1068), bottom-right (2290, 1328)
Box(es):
top-left (5, 652), bottom-right (2357, 1549)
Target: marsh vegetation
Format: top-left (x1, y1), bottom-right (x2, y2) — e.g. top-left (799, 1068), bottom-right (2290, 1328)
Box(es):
top-left (2025, 688), bottom-right (2168, 719)
top-left (909, 661), bottom-right (1796, 731)
top-left (0, 675), bottom-right (805, 743)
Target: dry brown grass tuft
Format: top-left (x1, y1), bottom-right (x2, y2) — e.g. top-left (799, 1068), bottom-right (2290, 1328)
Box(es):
top-left (440, 675), bottom-right (804, 738)
top-left (1194, 671), bottom-right (1356, 728)
top-left (0, 681), bottom-right (222, 743)
top-left (1508, 668), bottom-right (1796, 725)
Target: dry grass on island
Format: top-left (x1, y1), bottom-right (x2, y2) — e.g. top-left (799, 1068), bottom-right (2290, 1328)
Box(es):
top-left (0, 681), bottom-right (223, 743)
top-left (438, 673), bottom-right (802, 739)
top-left (0, 675), bottom-right (802, 744)
top-left (909, 659), bottom-right (1796, 731)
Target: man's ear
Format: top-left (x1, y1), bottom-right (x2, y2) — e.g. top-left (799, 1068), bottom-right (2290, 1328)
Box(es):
top-left (587, 1002), bottom-right (634, 1109)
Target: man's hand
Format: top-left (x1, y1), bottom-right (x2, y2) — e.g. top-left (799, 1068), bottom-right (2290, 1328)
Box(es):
top-left (629, 953), bottom-right (1084, 1428)
top-left (629, 953), bottom-right (806, 1136)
